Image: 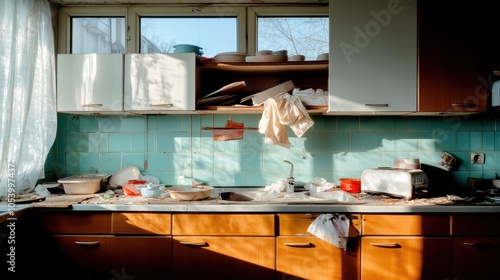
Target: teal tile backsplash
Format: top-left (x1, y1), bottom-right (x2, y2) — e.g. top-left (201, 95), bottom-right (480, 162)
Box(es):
top-left (47, 113), bottom-right (500, 189)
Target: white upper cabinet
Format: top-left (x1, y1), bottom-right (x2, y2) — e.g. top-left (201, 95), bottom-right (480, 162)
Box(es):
top-left (124, 53), bottom-right (196, 113)
top-left (57, 53), bottom-right (124, 114)
top-left (327, 0), bottom-right (417, 115)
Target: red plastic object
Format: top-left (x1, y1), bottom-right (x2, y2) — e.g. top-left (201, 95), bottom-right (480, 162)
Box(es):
top-left (339, 178), bottom-right (361, 193)
top-left (122, 180), bottom-right (147, 196)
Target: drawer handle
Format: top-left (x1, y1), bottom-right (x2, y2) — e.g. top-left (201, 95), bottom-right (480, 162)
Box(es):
top-left (365, 104), bottom-right (389, 107)
top-left (451, 103), bottom-right (477, 108)
top-left (369, 242), bottom-right (400, 248)
top-left (463, 242), bottom-right (491, 247)
top-left (82, 104), bottom-right (103, 107)
top-left (180, 241), bottom-right (208, 246)
top-left (283, 242), bottom-right (312, 247)
top-left (75, 241), bottom-right (100, 246)
top-left (150, 103), bottom-right (173, 107)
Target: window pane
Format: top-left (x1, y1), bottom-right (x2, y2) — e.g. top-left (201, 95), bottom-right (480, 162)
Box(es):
top-left (71, 17), bottom-right (126, 54)
top-left (258, 17), bottom-right (329, 60)
top-left (140, 17), bottom-right (237, 57)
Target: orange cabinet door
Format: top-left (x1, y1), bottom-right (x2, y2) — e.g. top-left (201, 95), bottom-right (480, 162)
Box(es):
top-left (453, 237), bottom-right (500, 279)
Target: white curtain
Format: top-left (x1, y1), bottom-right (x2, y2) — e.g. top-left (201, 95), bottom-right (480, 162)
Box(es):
top-left (0, 0), bottom-right (57, 196)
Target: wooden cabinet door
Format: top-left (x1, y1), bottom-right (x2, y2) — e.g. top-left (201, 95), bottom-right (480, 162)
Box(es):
top-left (361, 237), bottom-right (452, 280)
top-left (418, 1), bottom-right (488, 113)
top-left (328, 0), bottom-right (417, 114)
top-left (172, 236), bottom-right (275, 280)
top-left (453, 237), bottom-right (500, 279)
top-left (276, 236), bottom-right (359, 280)
top-left (48, 235), bottom-right (172, 280)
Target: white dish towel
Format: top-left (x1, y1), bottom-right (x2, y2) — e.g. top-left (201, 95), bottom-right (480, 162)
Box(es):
top-left (258, 93), bottom-right (314, 148)
top-left (307, 213), bottom-right (350, 249)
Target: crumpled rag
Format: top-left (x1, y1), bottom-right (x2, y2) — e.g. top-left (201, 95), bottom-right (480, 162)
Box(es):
top-left (258, 93), bottom-right (314, 148)
top-left (307, 213), bottom-right (350, 249)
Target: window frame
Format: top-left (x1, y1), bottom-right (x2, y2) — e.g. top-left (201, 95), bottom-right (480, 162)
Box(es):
top-left (58, 5), bottom-right (328, 55)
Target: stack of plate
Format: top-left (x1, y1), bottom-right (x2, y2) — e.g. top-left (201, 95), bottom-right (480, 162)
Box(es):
top-left (214, 52), bottom-right (248, 62)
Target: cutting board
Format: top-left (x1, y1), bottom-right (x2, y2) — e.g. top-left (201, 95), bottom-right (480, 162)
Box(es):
top-left (31, 194), bottom-right (94, 208)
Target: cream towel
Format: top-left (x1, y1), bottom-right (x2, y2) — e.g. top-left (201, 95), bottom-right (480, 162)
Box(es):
top-left (259, 93), bottom-right (314, 148)
top-left (307, 213), bottom-right (350, 249)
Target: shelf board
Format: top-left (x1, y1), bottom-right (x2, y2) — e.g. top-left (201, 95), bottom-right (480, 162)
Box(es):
top-left (197, 105), bottom-right (327, 114)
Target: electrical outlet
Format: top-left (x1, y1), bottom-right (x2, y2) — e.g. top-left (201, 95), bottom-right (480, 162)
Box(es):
top-left (470, 152), bottom-right (485, 164)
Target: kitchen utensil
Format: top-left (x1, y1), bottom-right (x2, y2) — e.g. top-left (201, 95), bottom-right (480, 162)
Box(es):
top-left (58, 174), bottom-right (110, 194)
top-left (437, 150), bottom-right (457, 171)
top-left (166, 185), bottom-right (213, 200)
top-left (214, 52), bottom-right (248, 62)
top-left (122, 179), bottom-right (146, 196)
top-left (173, 44), bottom-right (203, 55)
top-left (339, 178), bottom-right (361, 193)
top-left (137, 184), bottom-right (164, 198)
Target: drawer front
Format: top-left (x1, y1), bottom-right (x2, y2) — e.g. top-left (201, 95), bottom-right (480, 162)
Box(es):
top-left (172, 214), bottom-right (275, 236)
top-left (112, 212), bottom-right (171, 235)
top-left (278, 213), bottom-right (361, 237)
top-left (362, 214), bottom-right (450, 236)
top-left (40, 212), bottom-right (112, 234)
top-left (452, 214), bottom-right (500, 236)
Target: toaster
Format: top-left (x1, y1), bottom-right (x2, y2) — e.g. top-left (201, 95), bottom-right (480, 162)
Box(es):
top-left (361, 168), bottom-right (428, 199)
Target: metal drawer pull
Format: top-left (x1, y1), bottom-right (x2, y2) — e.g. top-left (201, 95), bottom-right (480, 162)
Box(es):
top-left (180, 241), bottom-right (208, 246)
top-left (284, 242), bottom-right (312, 247)
top-left (369, 242), bottom-right (399, 248)
top-left (150, 103), bottom-right (173, 107)
top-left (451, 103), bottom-right (477, 108)
top-left (75, 241), bottom-right (100, 246)
top-left (365, 104), bottom-right (389, 107)
top-left (463, 242), bottom-right (491, 247)
top-left (82, 104), bottom-right (103, 107)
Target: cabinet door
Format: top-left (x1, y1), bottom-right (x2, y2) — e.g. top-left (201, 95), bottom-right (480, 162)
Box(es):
top-left (277, 236), bottom-right (359, 280)
top-left (124, 53), bottom-right (196, 112)
top-left (361, 237), bottom-right (452, 280)
top-left (172, 236), bottom-right (275, 280)
top-left (328, 0), bottom-right (417, 114)
top-left (57, 54), bottom-right (124, 113)
top-left (453, 237), bottom-right (500, 279)
top-left (418, 1), bottom-right (488, 113)
top-left (47, 235), bottom-right (172, 280)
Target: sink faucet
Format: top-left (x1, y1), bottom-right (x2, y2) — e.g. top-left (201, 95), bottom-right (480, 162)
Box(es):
top-left (284, 160), bottom-right (295, 193)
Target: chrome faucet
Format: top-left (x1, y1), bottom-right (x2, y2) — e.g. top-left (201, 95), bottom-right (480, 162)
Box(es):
top-left (284, 160), bottom-right (295, 193)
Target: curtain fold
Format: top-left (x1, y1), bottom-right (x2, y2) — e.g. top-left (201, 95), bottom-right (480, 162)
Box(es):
top-left (0, 0), bottom-right (57, 196)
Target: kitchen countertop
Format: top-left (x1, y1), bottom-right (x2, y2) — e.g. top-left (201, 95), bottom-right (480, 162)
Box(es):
top-left (2, 187), bottom-right (500, 214)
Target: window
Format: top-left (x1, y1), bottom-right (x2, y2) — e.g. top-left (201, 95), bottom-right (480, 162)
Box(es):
top-left (59, 5), bottom-right (328, 57)
top-left (71, 17), bottom-right (126, 54)
top-left (140, 17), bottom-right (237, 57)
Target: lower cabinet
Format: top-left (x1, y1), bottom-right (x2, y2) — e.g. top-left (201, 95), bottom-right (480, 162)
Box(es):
top-left (452, 214), bottom-right (500, 280)
top-left (276, 214), bottom-right (360, 280)
top-left (360, 214), bottom-right (452, 280)
top-left (172, 214), bottom-right (276, 280)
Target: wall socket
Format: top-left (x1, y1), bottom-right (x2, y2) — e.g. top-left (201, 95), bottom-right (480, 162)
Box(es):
top-left (470, 152), bottom-right (485, 164)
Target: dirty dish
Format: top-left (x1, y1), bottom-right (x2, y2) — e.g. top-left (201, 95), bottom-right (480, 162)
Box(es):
top-left (166, 185), bottom-right (213, 201)
top-left (109, 166), bottom-right (141, 187)
top-left (137, 184), bottom-right (164, 198)
top-left (339, 178), bottom-right (361, 193)
top-left (58, 174), bottom-right (110, 194)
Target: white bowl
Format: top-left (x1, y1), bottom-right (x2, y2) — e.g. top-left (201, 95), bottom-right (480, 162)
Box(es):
top-left (214, 52), bottom-right (248, 63)
top-left (316, 53), bottom-right (329, 61)
top-left (167, 186), bottom-right (213, 201)
top-left (246, 55), bottom-right (287, 63)
top-left (288, 55), bottom-right (305, 62)
top-left (109, 166), bottom-right (141, 187)
top-left (137, 184), bottom-right (163, 198)
top-left (58, 174), bottom-right (110, 194)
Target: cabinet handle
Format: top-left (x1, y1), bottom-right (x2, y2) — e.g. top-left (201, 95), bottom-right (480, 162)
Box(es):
top-left (364, 104), bottom-right (389, 107)
top-left (283, 242), bottom-right (312, 247)
top-left (82, 104), bottom-right (103, 107)
top-left (179, 241), bottom-right (208, 246)
top-left (369, 242), bottom-right (399, 248)
top-left (451, 103), bottom-right (477, 108)
top-left (75, 241), bottom-right (100, 246)
top-left (463, 242), bottom-right (491, 247)
top-left (150, 103), bottom-right (173, 107)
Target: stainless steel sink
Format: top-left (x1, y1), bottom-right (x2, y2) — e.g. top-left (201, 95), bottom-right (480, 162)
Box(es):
top-left (219, 189), bottom-right (363, 204)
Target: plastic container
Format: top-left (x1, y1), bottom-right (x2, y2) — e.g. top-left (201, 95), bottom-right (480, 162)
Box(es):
top-left (58, 174), bottom-right (110, 194)
top-left (122, 179), bottom-right (147, 196)
top-left (339, 178), bottom-right (361, 193)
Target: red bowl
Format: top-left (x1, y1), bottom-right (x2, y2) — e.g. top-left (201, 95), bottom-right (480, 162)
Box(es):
top-left (339, 178), bottom-right (361, 193)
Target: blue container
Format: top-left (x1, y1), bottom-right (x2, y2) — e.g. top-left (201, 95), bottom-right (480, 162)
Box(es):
top-left (173, 44), bottom-right (203, 55)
